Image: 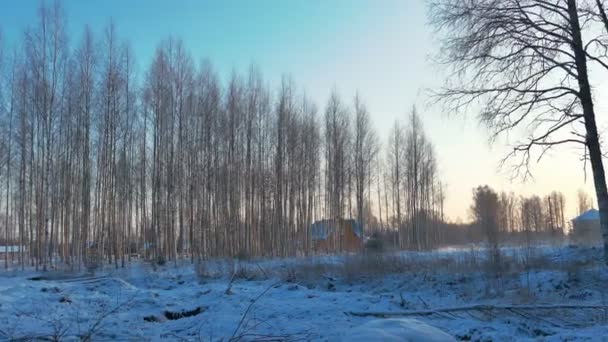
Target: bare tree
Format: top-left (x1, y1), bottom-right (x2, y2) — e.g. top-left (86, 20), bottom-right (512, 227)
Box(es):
top-left (23, 0), bottom-right (68, 270)
top-left (0, 30), bottom-right (10, 269)
top-left (72, 26), bottom-right (96, 267)
top-left (498, 192), bottom-right (518, 234)
top-left (387, 121), bottom-right (405, 246)
top-left (545, 191), bottom-right (566, 234)
top-left (353, 94), bottom-right (378, 235)
top-left (429, 0), bottom-right (608, 263)
top-left (323, 91), bottom-right (350, 251)
top-left (471, 185), bottom-right (501, 270)
top-left (577, 189), bottom-right (593, 215)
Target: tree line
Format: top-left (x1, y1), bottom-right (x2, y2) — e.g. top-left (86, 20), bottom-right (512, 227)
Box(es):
top-left (0, 1), bottom-right (448, 270)
top-left (471, 186), bottom-right (567, 238)
top-left (471, 186), bottom-right (571, 275)
top-left (435, 186), bottom-right (591, 251)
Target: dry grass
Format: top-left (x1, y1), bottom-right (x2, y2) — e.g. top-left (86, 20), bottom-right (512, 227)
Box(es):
top-left (84, 250), bottom-right (103, 274)
top-left (193, 246), bottom-right (602, 285)
top-left (196, 259), bottom-right (266, 282)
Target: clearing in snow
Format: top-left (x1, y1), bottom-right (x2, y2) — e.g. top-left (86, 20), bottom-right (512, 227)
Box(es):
top-left (0, 245), bottom-right (607, 341)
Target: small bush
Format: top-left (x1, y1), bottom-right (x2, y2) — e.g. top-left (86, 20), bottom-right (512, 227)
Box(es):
top-left (365, 237), bottom-right (384, 253)
top-left (195, 261), bottom-right (209, 281)
top-left (155, 255), bottom-right (166, 266)
top-left (485, 248), bottom-right (504, 276)
top-left (283, 267), bottom-right (297, 283)
top-left (233, 264), bottom-right (256, 280)
top-left (196, 259), bottom-right (264, 281)
top-left (84, 250), bottom-right (102, 274)
top-left (280, 262), bottom-right (327, 284)
top-left (516, 285), bottom-right (537, 303)
top-left (341, 254), bottom-right (413, 281)
top-left (236, 249), bottom-right (250, 261)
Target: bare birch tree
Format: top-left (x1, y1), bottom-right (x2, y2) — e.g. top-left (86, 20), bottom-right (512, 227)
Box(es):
top-left (577, 189), bottom-right (593, 215)
top-left (387, 121), bottom-right (405, 246)
top-left (353, 94), bottom-right (378, 236)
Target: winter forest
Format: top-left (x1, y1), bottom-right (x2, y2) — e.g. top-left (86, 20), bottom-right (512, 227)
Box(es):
top-left (0, 1), bottom-right (457, 268)
top-left (2, 1), bottom-right (608, 341)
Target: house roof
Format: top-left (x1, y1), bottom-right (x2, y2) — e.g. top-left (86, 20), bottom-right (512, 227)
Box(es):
top-left (311, 219), bottom-right (363, 240)
top-left (573, 209), bottom-right (599, 222)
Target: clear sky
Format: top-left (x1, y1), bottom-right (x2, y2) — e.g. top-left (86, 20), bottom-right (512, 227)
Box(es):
top-left (0, 0), bottom-right (602, 221)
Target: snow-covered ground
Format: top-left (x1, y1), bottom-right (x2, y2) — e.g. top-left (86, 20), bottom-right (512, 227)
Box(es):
top-left (1, 245), bottom-right (607, 341)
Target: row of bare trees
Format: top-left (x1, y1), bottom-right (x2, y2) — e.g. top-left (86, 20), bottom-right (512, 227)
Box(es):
top-left (383, 110), bottom-right (446, 250)
top-left (472, 186), bottom-right (567, 250)
top-left (496, 191), bottom-right (567, 235)
top-left (577, 189), bottom-right (594, 215)
top-left (0, 1), bottom-right (447, 269)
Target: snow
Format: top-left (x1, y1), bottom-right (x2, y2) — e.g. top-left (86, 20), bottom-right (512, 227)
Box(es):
top-left (0, 245), bottom-right (607, 341)
top-left (343, 318), bottom-right (456, 341)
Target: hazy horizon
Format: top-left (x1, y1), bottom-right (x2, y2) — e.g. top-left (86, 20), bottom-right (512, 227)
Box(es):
top-left (1, 0), bottom-right (603, 222)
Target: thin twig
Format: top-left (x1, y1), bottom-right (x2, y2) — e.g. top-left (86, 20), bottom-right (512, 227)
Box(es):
top-left (230, 281), bottom-right (280, 341)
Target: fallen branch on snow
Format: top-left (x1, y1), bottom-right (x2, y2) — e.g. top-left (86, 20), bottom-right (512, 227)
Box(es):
top-left (231, 332), bottom-right (314, 341)
top-left (346, 304), bottom-right (608, 318)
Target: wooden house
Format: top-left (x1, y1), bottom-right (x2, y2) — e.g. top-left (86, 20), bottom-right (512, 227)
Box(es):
top-left (311, 219), bottom-right (363, 253)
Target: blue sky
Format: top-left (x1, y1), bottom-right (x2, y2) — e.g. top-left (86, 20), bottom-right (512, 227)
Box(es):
top-left (0, 0), bottom-right (599, 221)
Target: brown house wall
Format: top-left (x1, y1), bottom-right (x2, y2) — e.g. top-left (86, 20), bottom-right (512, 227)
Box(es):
top-left (313, 220), bottom-right (363, 253)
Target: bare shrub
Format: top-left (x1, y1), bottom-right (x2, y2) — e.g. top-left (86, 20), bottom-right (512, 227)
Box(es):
top-left (195, 261), bottom-right (211, 281)
top-left (155, 255), bottom-right (166, 266)
top-left (364, 236), bottom-right (384, 254)
top-left (195, 260), bottom-right (245, 281)
top-left (515, 284), bottom-right (537, 304)
top-left (236, 249), bottom-right (250, 261)
top-left (341, 254), bottom-right (412, 281)
top-left (233, 264), bottom-right (258, 280)
top-left (205, 246), bottom-right (602, 290)
top-left (280, 262), bottom-right (328, 284)
top-left (84, 250), bottom-right (102, 274)
top-left (282, 266), bottom-right (298, 283)
top-left (80, 296), bottom-right (135, 341)
top-left (522, 253), bottom-right (553, 271)
top-left (486, 245), bottom-right (503, 274)
top-left (275, 252), bottom-right (495, 283)
top-left (461, 248), bottom-right (483, 271)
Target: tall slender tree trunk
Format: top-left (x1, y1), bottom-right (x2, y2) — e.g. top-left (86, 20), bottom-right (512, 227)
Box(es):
top-left (568, 0), bottom-right (608, 264)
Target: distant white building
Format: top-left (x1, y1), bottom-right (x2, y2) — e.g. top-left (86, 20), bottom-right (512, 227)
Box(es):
top-left (572, 209), bottom-right (601, 242)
